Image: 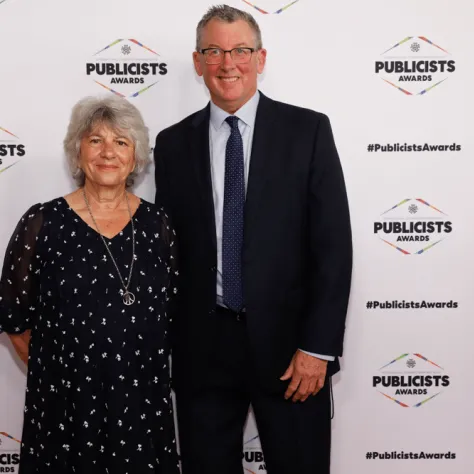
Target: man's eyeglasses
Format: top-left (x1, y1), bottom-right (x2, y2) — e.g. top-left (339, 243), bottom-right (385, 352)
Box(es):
top-left (199, 47), bottom-right (256, 65)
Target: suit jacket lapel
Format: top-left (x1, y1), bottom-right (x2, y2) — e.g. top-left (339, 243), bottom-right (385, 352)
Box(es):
top-left (190, 104), bottom-right (217, 250)
top-left (245, 93), bottom-right (278, 234)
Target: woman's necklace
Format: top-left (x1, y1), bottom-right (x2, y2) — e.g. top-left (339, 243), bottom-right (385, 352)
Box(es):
top-left (82, 188), bottom-right (136, 306)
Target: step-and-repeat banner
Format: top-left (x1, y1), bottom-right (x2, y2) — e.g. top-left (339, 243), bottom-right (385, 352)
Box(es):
top-left (1, 0), bottom-right (473, 472)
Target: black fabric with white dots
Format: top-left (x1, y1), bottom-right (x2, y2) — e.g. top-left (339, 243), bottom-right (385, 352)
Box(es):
top-left (0, 198), bottom-right (180, 473)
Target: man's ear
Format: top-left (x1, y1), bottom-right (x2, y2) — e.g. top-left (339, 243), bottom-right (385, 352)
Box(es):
top-left (257, 48), bottom-right (267, 74)
top-left (193, 51), bottom-right (203, 77)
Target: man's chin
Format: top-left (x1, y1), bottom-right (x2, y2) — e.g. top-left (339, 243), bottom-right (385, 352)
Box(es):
top-left (209, 92), bottom-right (238, 109)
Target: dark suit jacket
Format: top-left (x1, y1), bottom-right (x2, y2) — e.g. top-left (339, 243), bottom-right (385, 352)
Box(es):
top-left (154, 92), bottom-right (352, 393)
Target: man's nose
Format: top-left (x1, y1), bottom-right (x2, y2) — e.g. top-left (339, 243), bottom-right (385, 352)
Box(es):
top-left (220, 50), bottom-right (236, 70)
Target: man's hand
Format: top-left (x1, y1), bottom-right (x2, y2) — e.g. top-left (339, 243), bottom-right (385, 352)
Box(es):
top-left (280, 350), bottom-right (328, 402)
top-left (8, 330), bottom-right (31, 365)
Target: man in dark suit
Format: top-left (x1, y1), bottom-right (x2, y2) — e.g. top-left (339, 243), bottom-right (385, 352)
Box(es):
top-left (154, 5), bottom-right (352, 474)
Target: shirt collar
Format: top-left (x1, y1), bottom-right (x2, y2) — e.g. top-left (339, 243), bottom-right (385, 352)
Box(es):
top-left (209, 90), bottom-right (260, 131)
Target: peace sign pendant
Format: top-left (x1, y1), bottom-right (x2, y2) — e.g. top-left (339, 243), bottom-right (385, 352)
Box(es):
top-left (123, 291), bottom-right (136, 306)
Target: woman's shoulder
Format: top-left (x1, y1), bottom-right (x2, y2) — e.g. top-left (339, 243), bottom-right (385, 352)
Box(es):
top-left (30, 197), bottom-right (70, 219)
top-left (137, 198), bottom-right (169, 218)
top-left (9, 197), bottom-right (67, 243)
top-left (18, 197), bottom-right (66, 221)
top-left (40, 196), bottom-right (69, 209)
top-left (136, 198), bottom-right (174, 235)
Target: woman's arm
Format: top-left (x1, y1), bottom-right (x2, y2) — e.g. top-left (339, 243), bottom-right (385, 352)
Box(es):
top-left (0, 204), bottom-right (43, 356)
top-left (8, 330), bottom-right (31, 364)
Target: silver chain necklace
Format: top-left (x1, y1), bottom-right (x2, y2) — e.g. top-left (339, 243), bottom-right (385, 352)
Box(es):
top-left (82, 188), bottom-right (136, 306)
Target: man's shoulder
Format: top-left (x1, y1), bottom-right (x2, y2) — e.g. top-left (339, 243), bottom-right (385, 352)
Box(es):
top-left (261, 94), bottom-right (329, 126)
top-left (273, 99), bottom-right (328, 122)
top-left (156, 106), bottom-right (208, 143)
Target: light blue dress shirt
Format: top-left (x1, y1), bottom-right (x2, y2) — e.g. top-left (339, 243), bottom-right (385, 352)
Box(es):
top-left (209, 91), bottom-right (334, 362)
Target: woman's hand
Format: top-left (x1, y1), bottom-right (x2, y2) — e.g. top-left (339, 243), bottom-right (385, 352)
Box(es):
top-left (8, 330), bottom-right (31, 365)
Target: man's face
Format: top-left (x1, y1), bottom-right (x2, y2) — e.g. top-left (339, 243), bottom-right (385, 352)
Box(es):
top-left (193, 19), bottom-right (267, 114)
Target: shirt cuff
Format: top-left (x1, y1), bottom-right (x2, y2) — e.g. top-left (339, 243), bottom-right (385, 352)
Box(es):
top-left (299, 349), bottom-right (335, 361)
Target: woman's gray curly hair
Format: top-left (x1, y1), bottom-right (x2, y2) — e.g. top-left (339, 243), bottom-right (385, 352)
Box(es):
top-left (63, 95), bottom-right (150, 188)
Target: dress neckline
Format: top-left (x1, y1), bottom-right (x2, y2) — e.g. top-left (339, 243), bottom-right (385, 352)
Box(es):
top-left (59, 196), bottom-right (142, 241)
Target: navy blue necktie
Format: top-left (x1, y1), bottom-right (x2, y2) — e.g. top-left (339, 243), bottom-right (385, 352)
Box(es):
top-left (222, 116), bottom-right (245, 312)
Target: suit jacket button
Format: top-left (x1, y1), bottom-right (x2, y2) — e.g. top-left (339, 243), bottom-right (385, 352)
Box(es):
top-left (210, 266), bottom-right (217, 272)
top-left (208, 309), bottom-right (215, 315)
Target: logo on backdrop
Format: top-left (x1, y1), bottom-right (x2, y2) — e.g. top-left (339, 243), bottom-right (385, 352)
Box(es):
top-left (241, 0), bottom-right (300, 14)
top-left (243, 434), bottom-right (266, 472)
top-left (373, 353), bottom-right (450, 408)
top-left (0, 127), bottom-right (26, 176)
top-left (375, 36), bottom-right (455, 95)
top-left (86, 39), bottom-right (168, 98)
top-left (0, 432), bottom-right (21, 473)
top-left (374, 198), bottom-right (452, 255)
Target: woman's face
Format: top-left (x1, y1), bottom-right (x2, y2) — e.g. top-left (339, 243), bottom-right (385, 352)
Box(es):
top-left (79, 123), bottom-right (135, 188)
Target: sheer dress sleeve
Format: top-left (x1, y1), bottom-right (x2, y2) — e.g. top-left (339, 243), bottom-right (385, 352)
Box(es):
top-left (0, 204), bottom-right (44, 334)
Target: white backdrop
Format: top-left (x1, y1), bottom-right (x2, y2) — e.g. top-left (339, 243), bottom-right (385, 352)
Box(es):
top-left (1, 0), bottom-right (473, 472)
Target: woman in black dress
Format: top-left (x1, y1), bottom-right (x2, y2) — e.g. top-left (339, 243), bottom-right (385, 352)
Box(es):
top-left (0, 96), bottom-right (179, 473)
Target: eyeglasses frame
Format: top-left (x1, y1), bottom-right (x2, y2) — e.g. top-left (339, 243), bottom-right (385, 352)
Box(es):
top-left (199, 47), bottom-right (257, 64)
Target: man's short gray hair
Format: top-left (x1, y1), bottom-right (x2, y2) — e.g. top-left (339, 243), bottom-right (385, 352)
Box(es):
top-left (196, 4), bottom-right (263, 51)
top-left (63, 95), bottom-right (150, 188)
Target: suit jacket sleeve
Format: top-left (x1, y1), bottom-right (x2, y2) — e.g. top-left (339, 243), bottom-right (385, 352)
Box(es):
top-left (299, 114), bottom-right (352, 357)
